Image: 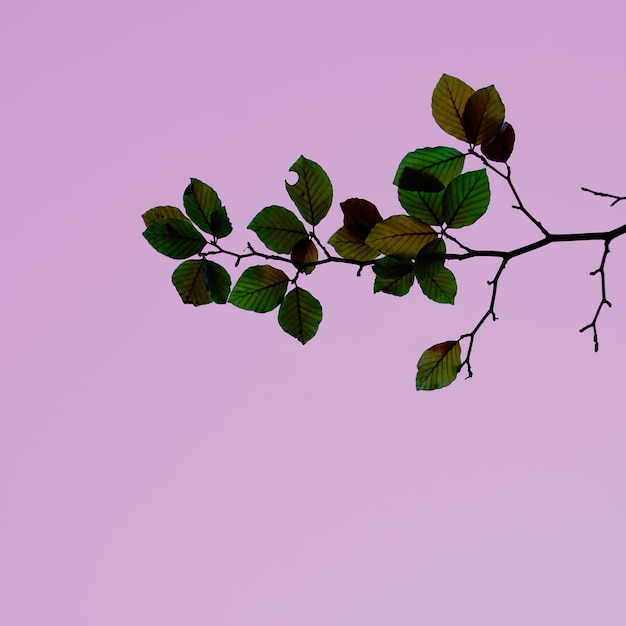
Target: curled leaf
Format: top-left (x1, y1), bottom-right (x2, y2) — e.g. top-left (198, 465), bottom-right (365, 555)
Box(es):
top-left (340, 198), bottom-right (383, 240)
top-left (480, 122), bottom-right (515, 162)
top-left (183, 178), bottom-right (232, 238)
top-left (291, 238), bottom-right (318, 274)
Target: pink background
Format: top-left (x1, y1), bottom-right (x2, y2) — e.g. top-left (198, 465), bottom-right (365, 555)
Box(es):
top-left (3, 1), bottom-right (626, 624)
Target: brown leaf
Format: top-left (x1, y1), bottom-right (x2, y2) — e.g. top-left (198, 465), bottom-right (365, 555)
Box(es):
top-left (340, 198), bottom-right (383, 241)
top-left (480, 122), bottom-right (515, 162)
top-left (290, 238), bottom-right (318, 274)
top-left (462, 86), bottom-right (505, 145)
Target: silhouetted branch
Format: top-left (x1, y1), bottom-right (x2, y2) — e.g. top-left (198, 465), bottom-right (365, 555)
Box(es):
top-left (458, 258), bottom-right (508, 379)
top-left (579, 240), bottom-right (612, 351)
top-left (202, 241), bottom-right (373, 271)
top-left (199, 182), bottom-right (626, 375)
top-left (581, 187), bottom-right (626, 207)
top-left (469, 149), bottom-right (549, 236)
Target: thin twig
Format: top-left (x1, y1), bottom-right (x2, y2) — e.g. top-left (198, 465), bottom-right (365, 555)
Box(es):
top-left (458, 259), bottom-right (508, 379)
top-left (581, 187), bottom-right (626, 207)
top-left (579, 240), bottom-right (612, 351)
top-left (442, 230), bottom-right (475, 253)
top-left (468, 149), bottom-right (550, 236)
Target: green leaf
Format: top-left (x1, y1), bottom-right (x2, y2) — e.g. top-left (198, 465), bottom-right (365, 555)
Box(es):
top-left (172, 260), bottom-right (213, 306)
top-left (328, 226), bottom-right (380, 261)
top-left (373, 256), bottom-right (415, 296)
top-left (142, 206), bottom-right (190, 228)
top-left (171, 259), bottom-right (231, 306)
top-left (365, 215), bottom-right (437, 259)
top-left (416, 341), bottom-right (461, 390)
top-left (431, 74), bottom-right (475, 142)
top-left (229, 265), bottom-right (289, 312)
top-left (248, 205), bottom-right (308, 253)
top-left (443, 170), bottom-right (490, 228)
top-left (462, 85), bottom-right (505, 145)
top-left (291, 238), bottom-right (318, 275)
top-left (414, 238), bottom-right (446, 280)
top-left (203, 260), bottom-right (231, 304)
top-left (142, 218), bottom-right (207, 259)
top-left (416, 267), bottom-right (457, 304)
top-left (396, 170), bottom-right (444, 193)
top-left (285, 155), bottom-right (333, 226)
top-left (394, 147), bottom-right (465, 193)
top-left (183, 178), bottom-right (233, 238)
top-left (398, 189), bottom-right (445, 225)
top-left (278, 287), bottom-right (323, 344)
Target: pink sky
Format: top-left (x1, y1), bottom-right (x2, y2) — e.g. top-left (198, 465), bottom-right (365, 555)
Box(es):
top-left (3, 1), bottom-right (626, 624)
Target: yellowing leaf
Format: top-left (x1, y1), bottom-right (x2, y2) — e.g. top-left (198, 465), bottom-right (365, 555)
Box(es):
top-left (416, 341), bottom-right (461, 390)
top-left (142, 206), bottom-right (190, 228)
top-left (462, 85), bottom-right (505, 145)
top-left (365, 215), bottom-right (437, 258)
top-left (171, 260), bottom-right (213, 306)
top-left (328, 227), bottom-right (380, 261)
top-left (431, 74), bottom-right (475, 142)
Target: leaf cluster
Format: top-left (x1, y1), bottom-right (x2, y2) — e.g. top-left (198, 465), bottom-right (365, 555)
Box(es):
top-left (142, 74), bottom-right (623, 391)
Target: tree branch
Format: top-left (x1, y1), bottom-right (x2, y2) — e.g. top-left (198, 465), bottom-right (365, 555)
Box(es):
top-left (197, 182), bottom-right (626, 376)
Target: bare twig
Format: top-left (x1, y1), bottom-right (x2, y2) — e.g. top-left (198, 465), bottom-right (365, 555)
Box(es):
top-left (458, 259), bottom-right (508, 379)
top-left (468, 149), bottom-right (550, 237)
top-left (579, 240), bottom-right (612, 351)
top-left (581, 187), bottom-right (626, 207)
